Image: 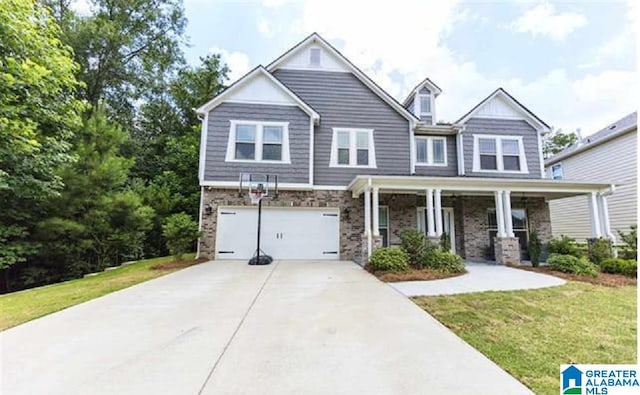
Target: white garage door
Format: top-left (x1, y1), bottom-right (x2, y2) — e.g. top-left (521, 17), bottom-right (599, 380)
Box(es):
top-left (215, 207), bottom-right (340, 260)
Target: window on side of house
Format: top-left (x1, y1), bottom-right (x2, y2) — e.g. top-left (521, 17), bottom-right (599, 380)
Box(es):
top-left (330, 128), bottom-right (376, 168)
top-left (551, 163), bottom-right (563, 179)
top-left (474, 135), bottom-right (528, 173)
top-left (415, 136), bottom-right (447, 166)
top-left (419, 94), bottom-right (431, 115)
top-left (227, 121), bottom-right (290, 163)
top-left (379, 206), bottom-right (389, 247)
top-left (309, 47), bottom-right (321, 66)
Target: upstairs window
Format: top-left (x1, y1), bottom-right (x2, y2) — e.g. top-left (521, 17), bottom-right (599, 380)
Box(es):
top-left (419, 94), bottom-right (431, 115)
top-left (226, 121), bottom-right (290, 163)
top-left (416, 136), bottom-right (447, 166)
top-left (309, 47), bottom-right (321, 66)
top-left (330, 128), bottom-right (376, 168)
top-left (551, 163), bottom-right (563, 180)
top-left (473, 135), bottom-right (528, 173)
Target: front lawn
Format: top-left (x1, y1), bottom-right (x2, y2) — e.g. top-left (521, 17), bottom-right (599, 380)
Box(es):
top-left (413, 282), bottom-right (637, 395)
top-left (0, 254), bottom-right (200, 330)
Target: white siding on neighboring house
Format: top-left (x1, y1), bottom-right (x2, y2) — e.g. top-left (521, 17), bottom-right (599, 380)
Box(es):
top-left (547, 129), bottom-right (637, 242)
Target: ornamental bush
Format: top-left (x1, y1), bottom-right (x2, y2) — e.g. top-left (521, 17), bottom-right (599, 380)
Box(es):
top-left (422, 250), bottom-right (465, 274)
top-left (548, 235), bottom-right (580, 257)
top-left (369, 247), bottom-right (409, 272)
top-left (617, 225), bottom-right (637, 260)
top-left (600, 258), bottom-right (637, 277)
top-left (528, 229), bottom-right (542, 267)
top-left (400, 229), bottom-right (431, 267)
top-left (588, 238), bottom-right (613, 265)
top-left (162, 213), bottom-right (202, 260)
top-left (548, 253), bottom-right (598, 277)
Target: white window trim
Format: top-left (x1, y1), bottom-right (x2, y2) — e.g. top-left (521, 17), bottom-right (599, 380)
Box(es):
top-left (329, 128), bottom-right (377, 168)
top-left (309, 46), bottom-right (322, 67)
top-left (551, 163), bottom-right (563, 180)
top-left (472, 134), bottom-right (529, 174)
top-left (225, 120), bottom-right (291, 164)
top-left (379, 205), bottom-right (389, 247)
top-left (415, 136), bottom-right (448, 167)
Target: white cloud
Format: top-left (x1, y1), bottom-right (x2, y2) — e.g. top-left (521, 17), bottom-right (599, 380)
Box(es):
top-left (70, 0), bottom-right (92, 15)
top-left (262, 0), bottom-right (287, 8)
top-left (257, 17), bottom-right (273, 37)
top-left (209, 47), bottom-right (251, 83)
top-left (508, 1), bottom-right (587, 41)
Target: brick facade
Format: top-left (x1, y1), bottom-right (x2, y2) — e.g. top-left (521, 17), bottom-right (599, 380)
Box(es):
top-left (199, 188), bottom-right (552, 264)
top-left (494, 237), bottom-right (521, 264)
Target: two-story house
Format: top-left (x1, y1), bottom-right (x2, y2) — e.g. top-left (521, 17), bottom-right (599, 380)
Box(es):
top-left (195, 33), bottom-right (614, 265)
top-left (545, 112), bottom-right (637, 243)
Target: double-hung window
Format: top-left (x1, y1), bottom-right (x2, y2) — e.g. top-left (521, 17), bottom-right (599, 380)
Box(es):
top-left (330, 128), bottom-right (376, 168)
top-left (419, 94), bottom-right (431, 115)
top-left (226, 121), bottom-right (290, 163)
top-left (473, 135), bottom-right (528, 173)
top-left (416, 136), bottom-right (447, 166)
top-left (551, 163), bottom-right (563, 180)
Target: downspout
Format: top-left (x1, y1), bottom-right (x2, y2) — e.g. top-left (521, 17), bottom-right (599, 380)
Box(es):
top-left (409, 120), bottom-right (416, 174)
top-left (457, 125), bottom-right (466, 176)
top-left (196, 186), bottom-right (204, 259)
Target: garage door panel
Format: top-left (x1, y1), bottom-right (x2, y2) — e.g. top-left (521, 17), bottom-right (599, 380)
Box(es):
top-left (216, 207), bottom-right (339, 260)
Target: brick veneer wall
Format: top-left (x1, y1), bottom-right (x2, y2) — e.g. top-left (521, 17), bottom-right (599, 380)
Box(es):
top-left (198, 188), bottom-right (364, 262)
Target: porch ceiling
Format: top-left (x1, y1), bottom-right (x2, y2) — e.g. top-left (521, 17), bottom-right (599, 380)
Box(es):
top-left (347, 175), bottom-right (615, 200)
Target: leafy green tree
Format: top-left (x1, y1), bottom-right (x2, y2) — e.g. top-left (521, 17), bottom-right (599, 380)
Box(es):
top-left (162, 213), bottom-right (201, 260)
top-left (0, 0), bottom-right (85, 275)
top-left (543, 128), bottom-right (578, 158)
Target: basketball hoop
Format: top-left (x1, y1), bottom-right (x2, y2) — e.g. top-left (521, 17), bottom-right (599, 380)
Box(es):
top-left (250, 190), bottom-right (264, 205)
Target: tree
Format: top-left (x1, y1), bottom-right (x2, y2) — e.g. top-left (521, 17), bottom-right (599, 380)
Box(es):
top-left (162, 213), bottom-right (201, 260)
top-left (543, 128), bottom-right (578, 158)
top-left (0, 0), bottom-right (85, 274)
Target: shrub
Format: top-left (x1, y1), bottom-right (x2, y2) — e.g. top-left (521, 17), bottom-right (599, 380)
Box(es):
top-left (548, 235), bottom-right (579, 257)
top-left (440, 232), bottom-right (451, 252)
top-left (600, 258), bottom-right (637, 277)
top-left (162, 213), bottom-right (202, 260)
top-left (548, 253), bottom-right (598, 277)
top-left (369, 247), bottom-right (409, 272)
top-left (617, 225), bottom-right (637, 260)
top-left (422, 250), bottom-right (465, 274)
top-left (528, 229), bottom-right (542, 267)
top-left (588, 238), bottom-right (612, 265)
top-left (400, 229), bottom-right (429, 267)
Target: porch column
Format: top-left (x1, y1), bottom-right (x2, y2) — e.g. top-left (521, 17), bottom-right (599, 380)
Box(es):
top-left (372, 187), bottom-right (380, 237)
top-left (426, 188), bottom-right (435, 237)
top-left (494, 190), bottom-right (506, 237)
top-left (502, 190), bottom-right (514, 237)
top-left (588, 192), bottom-right (602, 238)
top-left (364, 186), bottom-right (372, 257)
top-left (598, 193), bottom-right (613, 240)
top-left (434, 189), bottom-right (443, 236)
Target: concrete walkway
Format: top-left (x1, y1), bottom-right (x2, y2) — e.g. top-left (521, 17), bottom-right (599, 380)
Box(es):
top-left (2, 260), bottom-right (532, 395)
top-left (391, 262), bottom-right (566, 297)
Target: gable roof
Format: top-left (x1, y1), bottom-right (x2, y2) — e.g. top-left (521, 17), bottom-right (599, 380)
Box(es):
top-left (267, 33), bottom-right (418, 123)
top-left (455, 88), bottom-right (551, 132)
top-left (195, 66), bottom-right (320, 121)
top-left (546, 111), bottom-right (637, 165)
top-left (402, 77), bottom-right (443, 106)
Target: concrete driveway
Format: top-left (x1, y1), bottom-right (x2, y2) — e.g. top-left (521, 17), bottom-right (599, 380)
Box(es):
top-left (2, 260), bottom-right (532, 395)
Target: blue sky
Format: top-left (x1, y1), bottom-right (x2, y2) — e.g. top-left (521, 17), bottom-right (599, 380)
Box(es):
top-left (79, 0), bottom-right (638, 135)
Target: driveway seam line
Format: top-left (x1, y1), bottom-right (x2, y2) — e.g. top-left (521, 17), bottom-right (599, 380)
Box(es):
top-left (197, 260), bottom-right (280, 394)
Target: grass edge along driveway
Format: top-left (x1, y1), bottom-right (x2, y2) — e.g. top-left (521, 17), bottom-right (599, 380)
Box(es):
top-left (0, 254), bottom-right (196, 330)
top-left (413, 282), bottom-right (637, 395)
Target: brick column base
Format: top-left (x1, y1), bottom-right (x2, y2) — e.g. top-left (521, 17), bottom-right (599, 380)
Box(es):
top-left (494, 236), bottom-right (520, 265)
top-left (428, 236), bottom-right (441, 248)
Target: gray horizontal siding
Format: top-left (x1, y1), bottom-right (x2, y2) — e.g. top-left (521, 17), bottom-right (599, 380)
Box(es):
top-left (463, 118), bottom-right (542, 179)
top-left (273, 69), bottom-right (411, 186)
top-left (204, 102), bottom-right (310, 183)
top-left (414, 135), bottom-right (458, 176)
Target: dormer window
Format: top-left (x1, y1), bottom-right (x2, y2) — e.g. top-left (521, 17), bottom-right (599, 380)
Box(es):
top-left (419, 94), bottom-right (431, 115)
top-left (309, 47), bottom-right (321, 66)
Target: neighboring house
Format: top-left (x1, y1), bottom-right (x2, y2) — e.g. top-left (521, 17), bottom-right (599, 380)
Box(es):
top-left (545, 112), bottom-right (637, 243)
top-left (195, 33), bottom-right (614, 265)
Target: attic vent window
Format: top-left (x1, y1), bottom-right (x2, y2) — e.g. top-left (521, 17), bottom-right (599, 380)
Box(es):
top-left (309, 48), bottom-right (321, 66)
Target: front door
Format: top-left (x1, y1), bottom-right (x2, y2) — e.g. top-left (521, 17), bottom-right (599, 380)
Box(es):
top-left (417, 207), bottom-right (456, 253)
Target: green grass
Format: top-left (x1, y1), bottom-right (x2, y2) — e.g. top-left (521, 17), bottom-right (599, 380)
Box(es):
top-left (0, 254), bottom-right (195, 331)
top-left (413, 282), bottom-right (637, 395)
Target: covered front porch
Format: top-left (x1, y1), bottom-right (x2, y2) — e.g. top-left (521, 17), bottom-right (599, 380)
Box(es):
top-left (348, 176), bottom-right (616, 264)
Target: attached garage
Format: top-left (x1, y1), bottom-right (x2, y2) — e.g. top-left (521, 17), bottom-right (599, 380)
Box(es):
top-left (215, 207), bottom-right (340, 260)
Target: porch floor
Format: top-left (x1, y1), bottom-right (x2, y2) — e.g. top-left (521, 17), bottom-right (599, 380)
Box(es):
top-left (390, 262), bottom-right (566, 297)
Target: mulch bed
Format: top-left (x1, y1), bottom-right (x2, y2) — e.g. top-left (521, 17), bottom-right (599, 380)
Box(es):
top-left (367, 267), bottom-right (466, 283)
top-left (508, 264), bottom-right (637, 287)
top-left (151, 258), bottom-right (208, 271)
